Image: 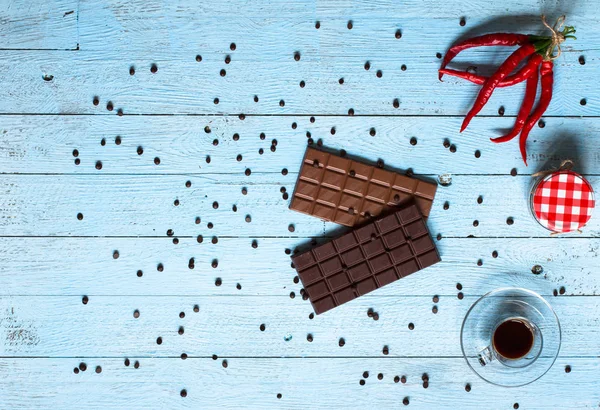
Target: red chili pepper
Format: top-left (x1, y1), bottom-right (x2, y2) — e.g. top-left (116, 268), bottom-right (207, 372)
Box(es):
top-left (439, 33), bottom-right (530, 81)
top-left (519, 60), bottom-right (554, 166)
top-left (490, 64), bottom-right (540, 144)
top-left (460, 43), bottom-right (537, 133)
top-left (439, 54), bottom-right (543, 87)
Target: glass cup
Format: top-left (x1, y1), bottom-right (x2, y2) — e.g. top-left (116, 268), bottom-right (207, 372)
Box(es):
top-left (461, 288), bottom-right (561, 387)
top-left (478, 316), bottom-right (542, 368)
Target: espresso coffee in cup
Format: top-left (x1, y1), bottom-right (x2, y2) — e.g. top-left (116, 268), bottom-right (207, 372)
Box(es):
top-left (492, 318), bottom-right (535, 360)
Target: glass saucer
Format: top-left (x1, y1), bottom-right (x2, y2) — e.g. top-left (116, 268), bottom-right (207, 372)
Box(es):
top-left (460, 287), bottom-right (561, 387)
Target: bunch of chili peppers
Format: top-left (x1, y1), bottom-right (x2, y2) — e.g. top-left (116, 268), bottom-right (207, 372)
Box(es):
top-left (439, 16), bottom-right (576, 165)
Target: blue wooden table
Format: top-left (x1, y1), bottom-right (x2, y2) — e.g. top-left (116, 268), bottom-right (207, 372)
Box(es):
top-left (1, 1), bottom-right (599, 408)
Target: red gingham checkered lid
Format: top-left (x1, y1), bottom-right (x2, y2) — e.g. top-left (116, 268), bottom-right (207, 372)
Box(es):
top-left (532, 170), bottom-right (595, 233)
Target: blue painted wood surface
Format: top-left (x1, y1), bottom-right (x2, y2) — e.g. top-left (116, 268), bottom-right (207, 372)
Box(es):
top-left (1, 1), bottom-right (599, 408)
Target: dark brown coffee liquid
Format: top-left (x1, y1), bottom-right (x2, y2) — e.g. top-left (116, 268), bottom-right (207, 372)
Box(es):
top-left (493, 319), bottom-right (534, 359)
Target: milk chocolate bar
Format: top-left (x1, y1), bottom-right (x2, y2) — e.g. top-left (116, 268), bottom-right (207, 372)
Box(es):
top-left (290, 147), bottom-right (437, 227)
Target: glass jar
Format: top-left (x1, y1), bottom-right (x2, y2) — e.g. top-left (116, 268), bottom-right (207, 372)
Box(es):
top-left (529, 169), bottom-right (595, 233)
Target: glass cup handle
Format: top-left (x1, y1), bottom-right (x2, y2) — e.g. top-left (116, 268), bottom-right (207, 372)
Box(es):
top-left (478, 346), bottom-right (495, 366)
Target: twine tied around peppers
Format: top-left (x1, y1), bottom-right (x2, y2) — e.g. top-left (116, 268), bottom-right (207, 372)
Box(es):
top-left (541, 15), bottom-right (576, 60)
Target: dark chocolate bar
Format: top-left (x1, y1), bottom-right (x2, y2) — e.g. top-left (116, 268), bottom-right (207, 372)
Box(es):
top-left (292, 203), bottom-right (440, 315)
top-left (290, 147), bottom-right (437, 227)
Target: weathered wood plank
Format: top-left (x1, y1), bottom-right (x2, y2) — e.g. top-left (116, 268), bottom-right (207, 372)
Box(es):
top-left (0, 50), bottom-right (594, 115)
top-left (0, 237), bottom-right (596, 296)
top-left (0, 295), bottom-right (594, 357)
top-left (2, 115), bottom-right (599, 175)
top-left (1, 174), bottom-right (598, 237)
top-left (77, 11), bottom-right (598, 56)
top-left (77, 0), bottom-right (595, 20)
top-left (0, 0), bottom-right (78, 50)
top-left (0, 357), bottom-right (597, 409)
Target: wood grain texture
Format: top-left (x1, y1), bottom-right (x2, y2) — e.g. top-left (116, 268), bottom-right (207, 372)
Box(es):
top-left (0, 237), bottom-right (597, 296)
top-left (0, 358), bottom-right (598, 409)
top-left (1, 174), bottom-right (598, 237)
top-left (77, 0), bottom-right (597, 19)
top-left (2, 0), bottom-right (600, 407)
top-left (0, 0), bottom-right (78, 50)
top-left (2, 115), bottom-right (599, 175)
top-left (0, 295), bottom-right (596, 357)
top-left (77, 11), bottom-right (600, 55)
top-left (0, 49), bottom-right (595, 115)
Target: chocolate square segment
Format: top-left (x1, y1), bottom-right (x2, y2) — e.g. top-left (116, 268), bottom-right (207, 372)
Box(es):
top-left (292, 201), bottom-right (440, 315)
top-left (290, 147), bottom-right (437, 227)
top-left (292, 252), bottom-right (316, 270)
top-left (322, 170), bottom-right (345, 190)
top-left (341, 247), bottom-right (364, 267)
top-left (327, 271), bottom-right (351, 290)
top-left (313, 296), bottom-right (336, 314)
top-left (348, 262), bottom-right (371, 281)
top-left (334, 233), bottom-right (358, 252)
top-left (306, 280), bottom-right (329, 299)
top-left (357, 277), bottom-right (378, 295)
top-left (320, 256), bottom-right (343, 275)
top-left (383, 229), bottom-right (406, 249)
top-left (405, 219), bottom-right (427, 238)
top-left (398, 203), bottom-right (421, 223)
top-left (327, 156), bottom-right (351, 173)
top-left (362, 238), bottom-right (385, 258)
top-left (356, 224), bottom-right (378, 243)
top-left (376, 213), bottom-right (400, 234)
top-left (376, 268), bottom-right (399, 287)
top-left (314, 242), bottom-right (337, 261)
top-left (334, 287), bottom-right (356, 305)
top-left (298, 265), bottom-right (322, 285)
